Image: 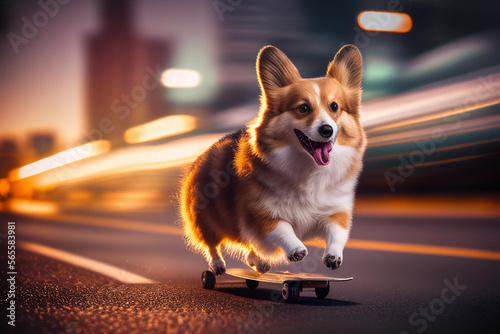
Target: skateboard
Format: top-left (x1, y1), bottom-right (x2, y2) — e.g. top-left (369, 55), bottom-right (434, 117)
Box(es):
top-left (201, 268), bottom-right (353, 303)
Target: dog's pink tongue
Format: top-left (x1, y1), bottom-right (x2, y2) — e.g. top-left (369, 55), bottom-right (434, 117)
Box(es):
top-left (311, 141), bottom-right (332, 166)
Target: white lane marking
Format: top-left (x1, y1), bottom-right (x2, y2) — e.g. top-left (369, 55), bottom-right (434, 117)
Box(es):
top-left (19, 241), bottom-right (157, 284)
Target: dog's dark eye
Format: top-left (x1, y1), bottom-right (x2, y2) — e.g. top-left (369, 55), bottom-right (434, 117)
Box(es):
top-left (298, 103), bottom-right (311, 114)
top-left (330, 102), bottom-right (339, 112)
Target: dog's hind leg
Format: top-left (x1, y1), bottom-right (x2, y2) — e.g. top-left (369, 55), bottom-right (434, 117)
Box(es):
top-left (246, 250), bottom-right (271, 273)
top-left (208, 246), bottom-right (226, 276)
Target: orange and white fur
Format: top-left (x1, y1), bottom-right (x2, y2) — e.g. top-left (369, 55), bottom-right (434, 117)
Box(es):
top-left (180, 45), bottom-right (366, 275)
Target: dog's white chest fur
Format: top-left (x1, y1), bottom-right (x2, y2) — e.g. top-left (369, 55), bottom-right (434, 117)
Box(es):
top-left (259, 143), bottom-right (358, 239)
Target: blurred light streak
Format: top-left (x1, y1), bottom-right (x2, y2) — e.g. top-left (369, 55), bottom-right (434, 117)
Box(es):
top-left (7, 199), bottom-right (59, 215)
top-left (405, 34), bottom-right (494, 78)
top-left (19, 242), bottom-right (157, 284)
top-left (365, 138), bottom-right (500, 162)
top-left (161, 69), bottom-right (201, 88)
top-left (361, 72), bottom-right (500, 130)
top-left (9, 140), bottom-right (111, 182)
top-left (23, 133), bottom-right (226, 190)
top-left (307, 239), bottom-right (500, 261)
top-left (358, 11), bottom-right (412, 33)
top-left (367, 98), bottom-right (500, 133)
top-left (210, 103), bottom-right (258, 131)
top-left (124, 114), bottom-right (197, 144)
top-left (100, 191), bottom-right (163, 212)
top-left (367, 114), bottom-right (500, 148)
top-left (355, 196), bottom-right (500, 218)
top-left (374, 152), bottom-right (498, 170)
top-left (66, 191), bottom-right (93, 201)
top-left (21, 212), bottom-right (184, 236)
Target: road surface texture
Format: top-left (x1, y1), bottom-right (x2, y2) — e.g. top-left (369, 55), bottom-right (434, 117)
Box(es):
top-left (1, 205), bottom-right (499, 334)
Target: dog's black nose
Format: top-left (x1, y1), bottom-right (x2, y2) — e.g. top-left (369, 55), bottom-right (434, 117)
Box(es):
top-left (318, 124), bottom-right (333, 138)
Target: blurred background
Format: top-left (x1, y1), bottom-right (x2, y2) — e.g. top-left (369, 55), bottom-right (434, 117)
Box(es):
top-left (1, 0), bottom-right (499, 217)
top-left (2, 3), bottom-right (499, 332)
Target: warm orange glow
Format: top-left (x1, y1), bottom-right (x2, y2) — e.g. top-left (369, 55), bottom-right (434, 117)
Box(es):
top-left (161, 69), bottom-right (201, 88)
top-left (222, 239), bottom-right (253, 261)
top-left (354, 196), bottom-right (500, 219)
top-left (0, 178), bottom-right (10, 198)
top-left (358, 11), bottom-right (412, 33)
top-left (100, 191), bottom-right (163, 211)
top-left (124, 114), bottom-right (197, 144)
top-left (9, 140), bottom-right (111, 181)
top-left (7, 199), bottom-right (59, 215)
top-left (306, 239), bottom-right (500, 261)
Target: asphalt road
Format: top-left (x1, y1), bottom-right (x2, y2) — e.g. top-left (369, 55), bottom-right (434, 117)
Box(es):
top-left (1, 209), bottom-right (499, 334)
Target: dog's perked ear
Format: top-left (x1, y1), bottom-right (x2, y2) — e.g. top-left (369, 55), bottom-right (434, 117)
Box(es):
top-left (327, 45), bottom-right (363, 113)
top-left (256, 46), bottom-right (301, 97)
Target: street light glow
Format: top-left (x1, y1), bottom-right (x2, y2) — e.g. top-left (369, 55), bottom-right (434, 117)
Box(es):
top-left (124, 114), bottom-right (198, 144)
top-left (358, 11), bottom-right (412, 33)
top-left (161, 69), bottom-right (201, 88)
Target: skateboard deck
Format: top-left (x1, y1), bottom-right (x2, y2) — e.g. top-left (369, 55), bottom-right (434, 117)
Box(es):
top-left (226, 268), bottom-right (353, 283)
top-left (201, 268), bottom-right (353, 302)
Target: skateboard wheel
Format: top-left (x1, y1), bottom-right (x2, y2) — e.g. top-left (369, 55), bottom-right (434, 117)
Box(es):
top-left (282, 281), bottom-right (300, 303)
top-left (246, 279), bottom-right (259, 289)
top-left (315, 282), bottom-right (330, 300)
top-left (202, 270), bottom-right (216, 289)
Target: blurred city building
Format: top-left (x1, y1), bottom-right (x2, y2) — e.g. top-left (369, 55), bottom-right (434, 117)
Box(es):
top-left (86, 0), bottom-right (171, 148)
top-left (30, 133), bottom-right (55, 159)
top-left (0, 139), bottom-right (19, 178)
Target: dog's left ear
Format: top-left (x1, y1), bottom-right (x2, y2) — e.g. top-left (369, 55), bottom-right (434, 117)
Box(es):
top-left (327, 45), bottom-right (363, 112)
top-left (257, 46), bottom-right (301, 97)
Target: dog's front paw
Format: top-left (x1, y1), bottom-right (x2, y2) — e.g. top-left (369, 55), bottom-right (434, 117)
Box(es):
top-left (288, 247), bottom-right (308, 262)
top-left (209, 258), bottom-right (226, 276)
top-left (256, 261), bottom-right (271, 273)
top-left (323, 253), bottom-right (342, 270)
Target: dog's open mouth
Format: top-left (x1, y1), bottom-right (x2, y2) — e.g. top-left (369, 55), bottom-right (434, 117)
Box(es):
top-left (294, 129), bottom-right (333, 166)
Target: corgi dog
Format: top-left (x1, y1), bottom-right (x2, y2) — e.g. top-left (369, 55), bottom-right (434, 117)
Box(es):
top-left (180, 44), bottom-right (366, 275)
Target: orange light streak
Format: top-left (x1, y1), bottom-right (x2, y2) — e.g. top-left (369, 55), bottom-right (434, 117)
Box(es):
top-left (9, 140), bottom-right (111, 182)
top-left (124, 114), bottom-right (198, 144)
top-left (307, 239), bottom-right (500, 261)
